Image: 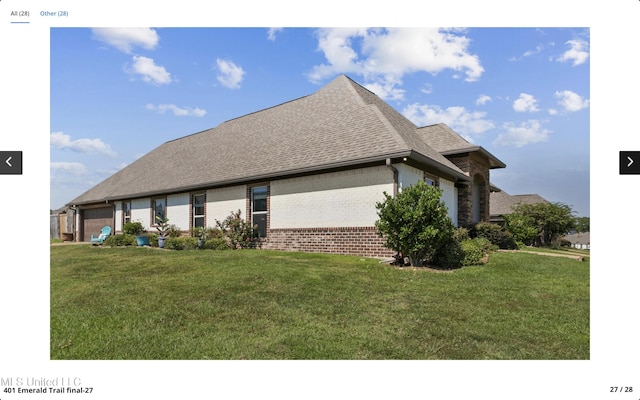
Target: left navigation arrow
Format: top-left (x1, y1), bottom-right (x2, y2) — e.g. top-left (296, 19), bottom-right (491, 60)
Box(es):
top-left (0, 151), bottom-right (22, 175)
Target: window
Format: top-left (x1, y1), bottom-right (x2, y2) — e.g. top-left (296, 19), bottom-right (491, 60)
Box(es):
top-left (123, 201), bottom-right (131, 225)
top-left (152, 197), bottom-right (166, 224)
top-left (424, 172), bottom-right (439, 187)
top-left (251, 186), bottom-right (268, 238)
top-left (192, 193), bottom-right (205, 228)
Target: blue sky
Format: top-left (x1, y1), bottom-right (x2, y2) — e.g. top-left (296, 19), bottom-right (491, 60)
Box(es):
top-left (50, 27), bottom-right (590, 216)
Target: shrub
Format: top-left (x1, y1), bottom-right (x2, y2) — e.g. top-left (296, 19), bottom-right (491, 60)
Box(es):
top-left (216, 210), bottom-right (256, 249)
top-left (471, 222), bottom-right (517, 250)
top-left (550, 238), bottom-right (572, 249)
top-left (203, 237), bottom-right (233, 250)
top-left (123, 221), bottom-right (145, 235)
top-left (167, 224), bottom-right (182, 238)
top-left (433, 238), bottom-right (465, 269)
top-left (375, 181), bottom-right (454, 266)
top-left (460, 238), bottom-right (490, 266)
top-left (164, 237), bottom-right (198, 250)
top-left (453, 227), bottom-right (470, 242)
top-left (503, 213), bottom-right (538, 246)
top-left (147, 233), bottom-right (159, 247)
top-left (104, 234), bottom-right (136, 246)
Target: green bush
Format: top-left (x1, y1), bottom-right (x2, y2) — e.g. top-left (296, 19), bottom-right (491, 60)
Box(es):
top-left (104, 234), bottom-right (136, 246)
top-left (123, 221), bottom-right (145, 235)
top-left (164, 237), bottom-right (199, 250)
top-left (471, 222), bottom-right (517, 250)
top-left (147, 233), bottom-right (159, 247)
top-left (375, 181), bottom-right (454, 266)
top-left (460, 238), bottom-right (490, 266)
top-left (216, 210), bottom-right (256, 249)
top-left (453, 227), bottom-right (470, 242)
top-left (167, 224), bottom-right (182, 238)
top-left (433, 239), bottom-right (465, 269)
top-left (203, 237), bottom-right (233, 250)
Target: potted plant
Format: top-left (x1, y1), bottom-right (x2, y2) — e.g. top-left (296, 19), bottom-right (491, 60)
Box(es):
top-left (155, 216), bottom-right (171, 248)
top-left (193, 226), bottom-right (209, 249)
top-left (124, 221), bottom-right (149, 246)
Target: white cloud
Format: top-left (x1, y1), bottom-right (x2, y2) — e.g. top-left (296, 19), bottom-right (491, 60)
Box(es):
top-left (50, 132), bottom-right (116, 156)
top-left (554, 90), bottom-right (590, 112)
top-left (216, 58), bottom-right (245, 89)
top-left (523, 44), bottom-right (544, 58)
top-left (307, 28), bottom-right (484, 100)
top-left (146, 103), bottom-right (207, 117)
top-left (476, 95), bottom-right (492, 106)
top-left (556, 39), bottom-right (589, 66)
top-left (364, 78), bottom-right (405, 101)
top-left (493, 120), bottom-right (551, 148)
top-left (267, 28), bottom-right (282, 41)
top-left (91, 28), bottom-right (159, 54)
top-left (403, 103), bottom-right (495, 138)
top-left (50, 161), bottom-right (87, 175)
top-left (128, 56), bottom-right (172, 85)
top-left (513, 93), bottom-right (540, 112)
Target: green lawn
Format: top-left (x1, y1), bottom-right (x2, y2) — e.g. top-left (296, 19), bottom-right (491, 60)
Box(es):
top-left (50, 245), bottom-right (589, 360)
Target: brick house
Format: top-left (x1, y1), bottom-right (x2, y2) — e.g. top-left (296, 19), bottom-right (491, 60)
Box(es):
top-left (67, 75), bottom-right (506, 257)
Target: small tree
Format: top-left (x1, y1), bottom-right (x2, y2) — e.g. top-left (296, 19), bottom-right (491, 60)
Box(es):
top-left (375, 181), bottom-right (454, 266)
top-left (574, 216), bottom-right (590, 233)
top-left (503, 213), bottom-right (538, 246)
top-left (508, 202), bottom-right (576, 246)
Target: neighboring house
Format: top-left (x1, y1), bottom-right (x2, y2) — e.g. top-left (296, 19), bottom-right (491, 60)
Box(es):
top-left (564, 232), bottom-right (590, 250)
top-left (490, 189), bottom-right (548, 224)
top-left (67, 75), bottom-right (506, 257)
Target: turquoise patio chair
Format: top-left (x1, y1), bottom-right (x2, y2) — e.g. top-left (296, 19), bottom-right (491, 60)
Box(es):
top-left (90, 226), bottom-right (111, 245)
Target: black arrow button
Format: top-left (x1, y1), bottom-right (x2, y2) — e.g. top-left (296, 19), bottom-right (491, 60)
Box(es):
top-left (0, 151), bottom-right (22, 175)
top-left (620, 151), bottom-right (640, 174)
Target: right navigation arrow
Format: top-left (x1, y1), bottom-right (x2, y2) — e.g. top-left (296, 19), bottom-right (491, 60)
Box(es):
top-left (620, 151), bottom-right (640, 174)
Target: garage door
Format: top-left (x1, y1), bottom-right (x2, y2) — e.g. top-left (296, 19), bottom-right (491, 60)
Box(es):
top-left (82, 207), bottom-right (113, 241)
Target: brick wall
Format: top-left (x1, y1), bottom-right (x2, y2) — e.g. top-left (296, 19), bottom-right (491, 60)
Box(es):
top-left (262, 226), bottom-right (394, 258)
top-left (445, 152), bottom-right (490, 227)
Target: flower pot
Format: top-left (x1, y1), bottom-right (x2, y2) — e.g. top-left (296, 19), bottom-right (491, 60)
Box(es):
top-left (135, 235), bottom-right (149, 246)
top-left (158, 236), bottom-right (167, 248)
top-left (197, 239), bottom-right (204, 249)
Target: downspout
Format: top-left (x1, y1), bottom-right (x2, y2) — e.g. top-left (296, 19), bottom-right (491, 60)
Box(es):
top-left (386, 158), bottom-right (398, 196)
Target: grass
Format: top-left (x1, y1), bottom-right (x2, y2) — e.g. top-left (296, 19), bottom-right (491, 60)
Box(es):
top-left (51, 245), bottom-right (589, 360)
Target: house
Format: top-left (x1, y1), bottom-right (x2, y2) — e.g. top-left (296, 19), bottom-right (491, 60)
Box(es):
top-left (489, 189), bottom-right (548, 224)
top-left (563, 232), bottom-right (590, 250)
top-left (66, 75), bottom-right (506, 257)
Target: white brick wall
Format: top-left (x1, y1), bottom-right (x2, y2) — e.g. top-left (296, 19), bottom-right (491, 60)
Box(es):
top-left (206, 185), bottom-right (246, 225)
top-left (130, 198), bottom-right (151, 228)
top-left (270, 166), bottom-right (394, 228)
top-left (114, 201), bottom-right (123, 232)
top-left (393, 163), bottom-right (458, 227)
top-left (440, 178), bottom-right (458, 227)
top-left (396, 164), bottom-right (424, 192)
top-left (167, 193), bottom-right (190, 231)
top-left (109, 164), bottom-right (459, 234)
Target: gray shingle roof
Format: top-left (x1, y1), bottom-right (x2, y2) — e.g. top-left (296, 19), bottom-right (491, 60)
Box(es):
top-left (69, 75), bottom-right (471, 205)
top-left (563, 232), bottom-right (590, 245)
top-left (490, 190), bottom-right (549, 216)
top-left (416, 123), bottom-right (506, 169)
